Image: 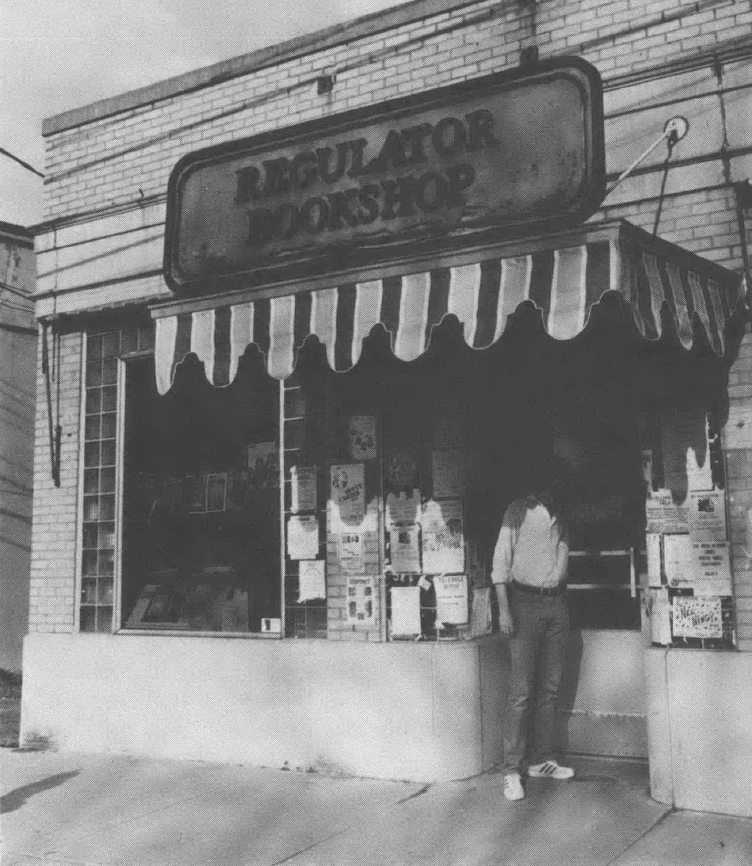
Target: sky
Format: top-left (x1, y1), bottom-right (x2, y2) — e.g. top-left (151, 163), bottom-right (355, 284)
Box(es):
top-left (0, 0), bottom-right (411, 228)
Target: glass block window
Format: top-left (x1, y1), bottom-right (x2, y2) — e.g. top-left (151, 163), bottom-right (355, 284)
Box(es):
top-left (80, 324), bottom-right (153, 632)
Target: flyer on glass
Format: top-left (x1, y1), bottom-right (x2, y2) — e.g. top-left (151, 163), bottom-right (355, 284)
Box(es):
top-left (347, 576), bottom-right (376, 624)
top-left (434, 573), bottom-right (468, 625)
top-left (386, 490), bottom-right (420, 526)
top-left (421, 499), bottom-right (464, 574)
top-left (286, 515), bottom-right (320, 560)
top-left (389, 524), bottom-right (421, 574)
top-left (431, 449), bottom-right (465, 498)
top-left (290, 466), bottom-right (317, 513)
top-left (338, 531), bottom-right (365, 575)
top-left (688, 490), bottom-right (727, 542)
top-left (331, 463), bottom-right (366, 524)
top-left (390, 585), bottom-right (421, 637)
top-left (348, 415), bottom-right (377, 461)
top-left (672, 596), bottom-right (723, 639)
top-left (298, 559), bottom-right (326, 603)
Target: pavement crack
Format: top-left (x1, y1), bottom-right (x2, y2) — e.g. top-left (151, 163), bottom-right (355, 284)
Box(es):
top-left (396, 783), bottom-right (431, 804)
top-left (603, 806), bottom-right (675, 866)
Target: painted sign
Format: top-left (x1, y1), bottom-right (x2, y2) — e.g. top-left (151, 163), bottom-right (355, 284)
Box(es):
top-left (165, 59), bottom-right (604, 293)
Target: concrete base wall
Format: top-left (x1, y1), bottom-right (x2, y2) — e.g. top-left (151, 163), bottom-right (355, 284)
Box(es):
top-left (20, 633), bottom-right (508, 782)
top-left (645, 648), bottom-right (752, 817)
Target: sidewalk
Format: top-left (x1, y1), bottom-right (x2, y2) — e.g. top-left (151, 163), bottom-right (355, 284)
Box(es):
top-left (2, 749), bottom-right (751, 866)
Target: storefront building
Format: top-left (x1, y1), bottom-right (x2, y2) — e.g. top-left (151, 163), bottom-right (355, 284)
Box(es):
top-left (21, 0), bottom-right (752, 816)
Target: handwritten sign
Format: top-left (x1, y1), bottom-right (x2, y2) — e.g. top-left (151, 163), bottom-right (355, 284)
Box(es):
top-left (673, 596), bottom-right (723, 639)
top-left (691, 541), bottom-right (732, 595)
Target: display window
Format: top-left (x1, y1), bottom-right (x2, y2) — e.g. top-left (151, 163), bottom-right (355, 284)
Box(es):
top-left (121, 348), bottom-right (280, 634)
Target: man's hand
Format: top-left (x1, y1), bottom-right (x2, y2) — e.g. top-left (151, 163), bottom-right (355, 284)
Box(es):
top-left (494, 583), bottom-right (514, 637)
top-left (498, 607), bottom-right (515, 637)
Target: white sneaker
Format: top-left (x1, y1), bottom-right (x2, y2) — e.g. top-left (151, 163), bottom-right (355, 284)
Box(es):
top-left (527, 760), bottom-right (575, 780)
top-left (503, 772), bottom-right (525, 801)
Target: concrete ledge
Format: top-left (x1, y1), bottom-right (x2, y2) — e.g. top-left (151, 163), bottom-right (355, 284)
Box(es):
top-left (645, 647), bottom-right (752, 817)
top-left (20, 632), bottom-right (508, 782)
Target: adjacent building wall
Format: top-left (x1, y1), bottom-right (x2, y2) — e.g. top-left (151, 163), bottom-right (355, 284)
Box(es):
top-left (0, 222), bottom-right (35, 673)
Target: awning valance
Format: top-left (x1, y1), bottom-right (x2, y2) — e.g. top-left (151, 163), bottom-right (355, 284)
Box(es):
top-left (152, 220), bottom-right (746, 394)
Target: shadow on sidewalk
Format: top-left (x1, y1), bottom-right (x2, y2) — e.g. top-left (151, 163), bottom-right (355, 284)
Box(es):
top-left (1, 771), bottom-right (79, 814)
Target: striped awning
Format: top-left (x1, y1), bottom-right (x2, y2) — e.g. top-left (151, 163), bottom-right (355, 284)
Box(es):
top-left (152, 221), bottom-right (746, 395)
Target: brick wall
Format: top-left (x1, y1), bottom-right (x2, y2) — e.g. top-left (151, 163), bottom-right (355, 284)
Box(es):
top-left (29, 330), bottom-right (82, 633)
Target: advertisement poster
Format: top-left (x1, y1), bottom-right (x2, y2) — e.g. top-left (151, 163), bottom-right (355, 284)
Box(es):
top-left (646, 533), bottom-right (662, 587)
top-left (646, 489), bottom-right (689, 534)
top-left (389, 524), bottom-right (421, 574)
top-left (421, 499), bottom-right (464, 574)
top-left (434, 573), bottom-right (468, 625)
top-left (331, 463), bottom-right (366, 524)
top-left (348, 415), bottom-right (377, 461)
top-left (432, 449), bottom-right (466, 498)
top-left (286, 515), bottom-right (320, 560)
top-left (338, 531), bottom-right (365, 575)
top-left (347, 576), bottom-right (375, 624)
top-left (388, 448), bottom-right (419, 490)
top-left (688, 490), bottom-right (727, 542)
top-left (648, 588), bottom-right (672, 645)
top-left (298, 559), bottom-right (326, 603)
top-left (663, 534), bottom-right (692, 586)
top-left (673, 596), bottom-right (723, 639)
top-left (390, 585), bottom-right (422, 637)
top-left (691, 541), bottom-right (733, 595)
top-left (246, 441), bottom-right (279, 489)
top-left (290, 466), bottom-right (318, 513)
top-left (386, 489), bottom-right (420, 526)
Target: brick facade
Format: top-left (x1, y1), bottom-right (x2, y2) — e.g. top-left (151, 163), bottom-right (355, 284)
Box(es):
top-left (31, 0), bottom-right (752, 642)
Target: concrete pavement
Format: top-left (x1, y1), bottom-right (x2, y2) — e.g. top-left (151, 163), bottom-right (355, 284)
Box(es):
top-left (1, 750), bottom-right (751, 866)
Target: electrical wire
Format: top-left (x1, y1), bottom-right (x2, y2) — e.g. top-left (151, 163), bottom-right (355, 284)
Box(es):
top-left (0, 146), bottom-right (44, 178)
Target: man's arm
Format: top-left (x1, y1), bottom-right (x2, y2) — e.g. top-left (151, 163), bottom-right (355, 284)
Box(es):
top-left (491, 507), bottom-right (518, 637)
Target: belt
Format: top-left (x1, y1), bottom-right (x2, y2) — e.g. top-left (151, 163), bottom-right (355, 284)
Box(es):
top-left (512, 581), bottom-right (566, 597)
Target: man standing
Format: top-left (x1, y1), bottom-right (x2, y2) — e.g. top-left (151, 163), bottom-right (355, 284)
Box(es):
top-left (492, 487), bottom-right (574, 801)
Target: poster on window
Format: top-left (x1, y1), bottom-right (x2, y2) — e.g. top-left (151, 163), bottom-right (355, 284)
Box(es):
top-left (338, 531), bottom-right (365, 575)
top-left (347, 576), bottom-right (376, 624)
top-left (688, 490), bottom-right (727, 542)
top-left (389, 524), bottom-right (421, 574)
top-left (291, 466), bottom-right (318, 513)
top-left (247, 442), bottom-right (279, 489)
top-left (421, 499), bottom-right (465, 574)
top-left (663, 534), bottom-right (692, 586)
top-left (287, 515), bottom-right (320, 560)
top-left (646, 533), bottom-right (662, 587)
top-left (386, 489), bottom-right (420, 526)
top-left (690, 541), bottom-right (733, 596)
top-left (390, 585), bottom-right (422, 638)
top-left (388, 448), bottom-right (419, 491)
top-left (432, 449), bottom-right (465, 498)
top-left (672, 595), bottom-right (723, 639)
top-left (646, 489), bottom-right (689, 535)
top-left (298, 559), bottom-right (326, 603)
top-left (434, 573), bottom-right (468, 625)
top-left (331, 463), bottom-right (366, 524)
top-left (348, 415), bottom-right (377, 461)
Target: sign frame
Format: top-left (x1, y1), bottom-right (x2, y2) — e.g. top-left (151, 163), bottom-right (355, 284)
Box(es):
top-left (164, 57), bottom-right (605, 295)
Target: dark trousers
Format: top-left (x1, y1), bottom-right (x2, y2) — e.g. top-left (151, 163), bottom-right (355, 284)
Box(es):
top-left (502, 590), bottom-right (569, 773)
